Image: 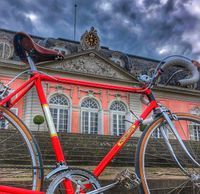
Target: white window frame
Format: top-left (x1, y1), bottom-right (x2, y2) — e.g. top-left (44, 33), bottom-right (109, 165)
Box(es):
top-left (80, 98), bottom-right (100, 134)
top-left (110, 101), bottom-right (127, 136)
top-left (81, 108), bottom-right (99, 134)
top-left (189, 107), bottom-right (200, 141)
top-left (0, 40), bottom-right (13, 59)
top-left (111, 111), bottom-right (126, 136)
top-left (189, 123), bottom-right (200, 141)
top-left (49, 94), bottom-right (71, 132)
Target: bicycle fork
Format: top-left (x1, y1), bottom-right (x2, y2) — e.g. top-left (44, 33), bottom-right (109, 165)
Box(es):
top-left (160, 107), bottom-right (200, 175)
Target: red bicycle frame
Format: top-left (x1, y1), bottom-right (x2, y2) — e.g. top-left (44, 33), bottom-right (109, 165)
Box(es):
top-left (0, 72), bottom-right (159, 194)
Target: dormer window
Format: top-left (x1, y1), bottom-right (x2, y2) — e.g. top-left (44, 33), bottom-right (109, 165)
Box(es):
top-left (0, 39), bottom-right (14, 59)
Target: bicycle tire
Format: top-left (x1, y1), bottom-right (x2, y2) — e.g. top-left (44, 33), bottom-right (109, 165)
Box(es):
top-left (135, 113), bottom-right (200, 194)
top-left (0, 106), bottom-right (43, 191)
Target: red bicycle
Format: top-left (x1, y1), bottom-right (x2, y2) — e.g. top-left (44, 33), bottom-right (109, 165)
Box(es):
top-left (0, 32), bottom-right (200, 194)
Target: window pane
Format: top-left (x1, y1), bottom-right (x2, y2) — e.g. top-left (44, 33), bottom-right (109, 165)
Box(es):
top-left (193, 125), bottom-right (200, 141)
top-left (110, 101), bottom-right (127, 136)
top-left (118, 115), bottom-right (125, 135)
top-left (112, 114), bottom-right (117, 135)
top-left (49, 95), bottom-right (69, 106)
top-left (110, 101), bottom-right (126, 112)
top-left (50, 108), bottom-right (58, 130)
top-left (58, 109), bottom-right (69, 131)
top-left (82, 111), bottom-right (89, 134)
top-left (190, 107), bottom-right (200, 141)
top-left (90, 112), bottom-right (98, 134)
top-left (81, 98), bottom-right (100, 134)
top-left (81, 98), bottom-right (99, 109)
top-left (63, 109), bottom-right (68, 131)
top-left (49, 94), bottom-right (70, 132)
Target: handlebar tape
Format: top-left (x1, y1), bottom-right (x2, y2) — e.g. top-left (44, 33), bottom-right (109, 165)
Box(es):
top-left (161, 58), bottom-right (199, 86)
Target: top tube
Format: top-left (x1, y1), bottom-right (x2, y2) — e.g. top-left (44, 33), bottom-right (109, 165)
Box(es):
top-left (38, 73), bottom-right (152, 95)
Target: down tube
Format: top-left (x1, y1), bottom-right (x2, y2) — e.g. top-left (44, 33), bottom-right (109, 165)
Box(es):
top-left (93, 100), bottom-right (158, 177)
top-left (34, 78), bottom-right (66, 163)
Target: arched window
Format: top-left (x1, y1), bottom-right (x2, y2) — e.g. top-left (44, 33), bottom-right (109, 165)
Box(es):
top-left (0, 39), bottom-right (13, 59)
top-left (49, 94), bottom-right (70, 132)
top-left (81, 98), bottom-right (100, 134)
top-left (110, 101), bottom-right (127, 136)
top-left (189, 107), bottom-right (200, 141)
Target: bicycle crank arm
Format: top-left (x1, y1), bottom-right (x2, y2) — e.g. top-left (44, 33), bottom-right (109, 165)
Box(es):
top-left (86, 181), bottom-right (119, 194)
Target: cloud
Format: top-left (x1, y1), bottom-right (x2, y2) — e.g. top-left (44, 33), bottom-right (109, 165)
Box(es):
top-left (0, 0), bottom-right (199, 60)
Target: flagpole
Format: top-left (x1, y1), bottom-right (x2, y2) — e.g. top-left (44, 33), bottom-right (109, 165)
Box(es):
top-left (74, 0), bottom-right (77, 41)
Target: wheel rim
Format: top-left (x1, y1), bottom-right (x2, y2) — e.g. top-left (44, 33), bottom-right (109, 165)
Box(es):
top-left (138, 113), bottom-right (200, 194)
top-left (0, 107), bottom-right (42, 190)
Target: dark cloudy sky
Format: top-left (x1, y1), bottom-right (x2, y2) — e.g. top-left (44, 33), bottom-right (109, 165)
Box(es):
top-left (0, 0), bottom-right (200, 60)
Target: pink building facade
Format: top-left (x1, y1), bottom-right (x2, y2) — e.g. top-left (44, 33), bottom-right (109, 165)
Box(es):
top-left (0, 28), bottom-right (200, 140)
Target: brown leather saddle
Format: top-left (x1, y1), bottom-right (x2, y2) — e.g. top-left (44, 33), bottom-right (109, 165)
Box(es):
top-left (13, 32), bottom-right (64, 64)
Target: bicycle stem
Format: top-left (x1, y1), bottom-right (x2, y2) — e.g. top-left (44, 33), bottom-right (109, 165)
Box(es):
top-left (160, 107), bottom-right (200, 168)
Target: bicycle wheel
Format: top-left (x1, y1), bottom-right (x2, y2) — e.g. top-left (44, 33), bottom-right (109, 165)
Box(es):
top-left (135, 113), bottom-right (200, 194)
top-left (0, 106), bottom-right (43, 190)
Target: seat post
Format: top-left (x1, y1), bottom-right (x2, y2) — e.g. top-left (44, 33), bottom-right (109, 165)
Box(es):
top-left (26, 52), bottom-right (38, 72)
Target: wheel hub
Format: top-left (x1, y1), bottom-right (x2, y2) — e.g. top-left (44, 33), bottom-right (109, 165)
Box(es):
top-left (191, 173), bottom-right (200, 188)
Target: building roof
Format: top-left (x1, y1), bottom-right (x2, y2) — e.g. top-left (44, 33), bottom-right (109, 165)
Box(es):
top-left (0, 27), bottom-right (199, 90)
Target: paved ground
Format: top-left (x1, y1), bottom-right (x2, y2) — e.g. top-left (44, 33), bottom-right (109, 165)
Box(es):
top-left (0, 166), bottom-right (195, 194)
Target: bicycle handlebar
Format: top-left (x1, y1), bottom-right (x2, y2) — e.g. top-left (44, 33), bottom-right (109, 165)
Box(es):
top-left (160, 58), bottom-right (199, 86)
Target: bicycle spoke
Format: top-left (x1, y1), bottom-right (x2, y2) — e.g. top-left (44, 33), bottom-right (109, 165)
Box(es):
top-left (136, 113), bottom-right (200, 194)
top-left (0, 107), bottom-right (43, 190)
top-left (167, 179), bottom-right (190, 194)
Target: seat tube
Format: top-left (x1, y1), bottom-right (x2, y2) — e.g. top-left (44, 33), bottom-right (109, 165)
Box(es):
top-left (35, 77), bottom-right (66, 164)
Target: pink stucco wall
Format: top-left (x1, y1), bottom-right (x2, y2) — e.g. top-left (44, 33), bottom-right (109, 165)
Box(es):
top-left (1, 75), bottom-right (199, 139)
top-left (1, 76), bottom-right (24, 118)
top-left (45, 82), bottom-right (129, 134)
top-left (156, 98), bottom-right (200, 140)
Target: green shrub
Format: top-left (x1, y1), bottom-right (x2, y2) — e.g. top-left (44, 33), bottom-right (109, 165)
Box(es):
top-left (33, 115), bottom-right (44, 131)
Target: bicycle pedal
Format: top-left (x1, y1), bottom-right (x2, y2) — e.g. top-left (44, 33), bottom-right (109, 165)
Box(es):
top-left (115, 169), bottom-right (140, 190)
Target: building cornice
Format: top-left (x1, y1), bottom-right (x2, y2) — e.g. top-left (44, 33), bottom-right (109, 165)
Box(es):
top-left (38, 66), bottom-right (138, 87)
top-left (0, 58), bottom-right (199, 97)
top-left (0, 58), bottom-right (24, 66)
top-left (154, 84), bottom-right (200, 97)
